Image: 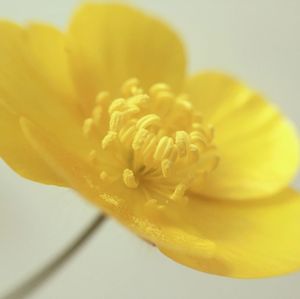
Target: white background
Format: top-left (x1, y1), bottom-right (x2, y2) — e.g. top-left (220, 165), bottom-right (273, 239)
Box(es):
top-left (0, 0), bottom-right (300, 298)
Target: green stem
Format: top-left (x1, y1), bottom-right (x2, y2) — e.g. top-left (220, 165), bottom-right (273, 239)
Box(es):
top-left (1, 213), bottom-right (107, 299)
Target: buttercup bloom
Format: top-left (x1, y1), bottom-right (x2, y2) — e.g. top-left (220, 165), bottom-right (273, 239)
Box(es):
top-left (0, 4), bottom-right (300, 278)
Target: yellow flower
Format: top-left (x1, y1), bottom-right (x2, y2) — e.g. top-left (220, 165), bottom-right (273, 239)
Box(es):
top-left (0, 3), bottom-right (299, 278)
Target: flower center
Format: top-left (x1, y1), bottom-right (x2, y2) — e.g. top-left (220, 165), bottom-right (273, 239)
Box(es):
top-left (82, 79), bottom-right (218, 206)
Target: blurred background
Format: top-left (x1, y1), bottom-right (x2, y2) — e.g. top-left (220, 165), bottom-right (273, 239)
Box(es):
top-left (0, 0), bottom-right (299, 298)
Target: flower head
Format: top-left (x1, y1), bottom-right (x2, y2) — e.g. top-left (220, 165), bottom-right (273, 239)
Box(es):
top-left (0, 3), bottom-right (300, 278)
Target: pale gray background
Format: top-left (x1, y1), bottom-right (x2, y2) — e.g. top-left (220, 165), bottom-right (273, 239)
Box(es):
top-left (0, 0), bottom-right (300, 298)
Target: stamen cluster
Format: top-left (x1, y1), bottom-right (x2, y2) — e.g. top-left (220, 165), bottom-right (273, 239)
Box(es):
top-left (82, 79), bottom-right (218, 206)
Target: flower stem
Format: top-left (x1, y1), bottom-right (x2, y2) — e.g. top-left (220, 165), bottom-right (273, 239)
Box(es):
top-left (1, 213), bottom-right (107, 299)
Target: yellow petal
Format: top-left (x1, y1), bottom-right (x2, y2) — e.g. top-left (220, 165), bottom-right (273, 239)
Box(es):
top-left (0, 21), bottom-right (92, 183)
top-left (20, 118), bottom-right (215, 261)
top-left (20, 118), bottom-right (300, 277)
top-left (23, 23), bottom-right (76, 100)
top-left (0, 100), bottom-right (64, 185)
top-left (160, 189), bottom-right (300, 278)
top-left (67, 3), bottom-right (186, 111)
top-left (186, 72), bottom-right (299, 200)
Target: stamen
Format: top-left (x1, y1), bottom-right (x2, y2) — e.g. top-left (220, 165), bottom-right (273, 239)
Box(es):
top-left (123, 169), bottom-right (139, 188)
top-left (161, 159), bottom-right (172, 177)
top-left (109, 111), bottom-right (124, 131)
top-left (169, 146), bottom-right (178, 163)
top-left (122, 105), bottom-right (140, 117)
top-left (96, 91), bottom-right (110, 105)
top-left (92, 106), bottom-right (102, 125)
top-left (188, 145), bottom-right (200, 163)
top-left (127, 94), bottom-right (149, 107)
top-left (155, 90), bottom-right (173, 101)
top-left (171, 183), bottom-right (188, 203)
top-left (136, 114), bottom-right (160, 129)
top-left (82, 118), bottom-right (94, 137)
top-left (161, 138), bottom-right (174, 160)
top-left (108, 98), bottom-right (126, 115)
top-left (122, 78), bottom-right (141, 97)
top-left (142, 134), bottom-right (158, 161)
top-left (175, 98), bottom-right (193, 113)
top-left (149, 83), bottom-right (171, 97)
top-left (154, 136), bottom-right (172, 161)
top-left (119, 124), bottom-right (137, 145)
top-left (132, 128), bottom-right (149, 151)
top-left (175, 131), bottom-right (190, 157)
top-left (190, 131), bottom-right (206, 148)
top-left (102, 131), bottom-right (117, 150)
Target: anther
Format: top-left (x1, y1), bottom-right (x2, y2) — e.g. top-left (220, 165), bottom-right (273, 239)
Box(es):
top-left (155, 90), bottom-right (174, 101)
top-left (161, 138), bottom-right (174, 159)
top-left (175, 131), bottom-right (190, 157)
top-left (192, 122), bottom-right (203, 130)
top-left (122, 78), bottom-right (141, 97)
top-left (109, 111), bottom-right (124, 131)
top-left (92, 106), bottom-right (102, 124)
top-left (161, 159), bottom-right (172, 177)
top-left (119, 125), bottom-right (137, 145)
top-left (169, 146), bottom-right (178, 163)
top-left (136, 114), bottom-right (161, 129)
top-left (188, 145), bottom-right (200, 163)
top-left (123, 169), bottom-right (139, 188)
top-left (155, 90), bottom-right (174, 107)
top-left (122, 105), bottom-right (140, 117)
top-left (108, 98), bottom-right (126, 115)
top-left (176, 99), bottom-right (193, 113)
top-left (154, 136), bottom-right (172, 161)
top-left (82, 118), bottom-right (94, 137)
top-left (142, 134), bottom-right (158, 161)
top-left (190, 131), bottom-right (206, 146)
top-left (154, 91), bottom-right (174, 116)
top-left (132, 128), bottom-right (149, 151)
top-left (96, 91), bottom-right (110, 105)
top-left (102, 131), bottom-right (117, 150)
top-left (149, 83), bottom-right (171, 97)
top-left (170, 183), bottom-right (188, 203)
top-left (127, 94), bottom-right (149, 107)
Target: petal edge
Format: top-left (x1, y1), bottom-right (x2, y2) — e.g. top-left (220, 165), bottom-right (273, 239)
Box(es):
top-left (186, 72), bottom-right (300, 200)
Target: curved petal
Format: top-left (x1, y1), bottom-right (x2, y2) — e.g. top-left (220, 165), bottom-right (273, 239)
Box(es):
top-left (160, 189), bottom-right (300, 278)
top-left (0, 21), bottom-right (92, 184)
top-left (186, 72), bottom-right (299, 200)
top-left (0, 100), bottom-right (64, 185)
top-left (67, 3), bottom-right (186, 112)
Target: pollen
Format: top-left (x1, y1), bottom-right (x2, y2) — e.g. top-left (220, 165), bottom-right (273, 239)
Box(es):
top-left (82, 78), bottom-right (219, 206)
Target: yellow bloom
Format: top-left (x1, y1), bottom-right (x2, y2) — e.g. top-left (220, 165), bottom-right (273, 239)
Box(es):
top-left (0, 3), bottom-right (300, 278)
